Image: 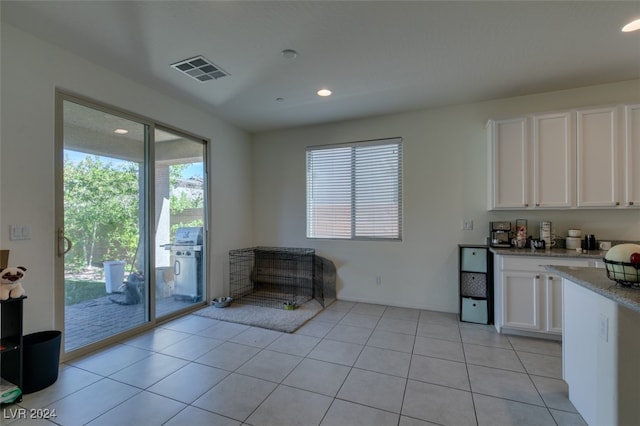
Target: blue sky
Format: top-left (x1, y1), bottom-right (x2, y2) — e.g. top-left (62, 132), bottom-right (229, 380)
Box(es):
top-left (64, 149), bottom-right (203, 179)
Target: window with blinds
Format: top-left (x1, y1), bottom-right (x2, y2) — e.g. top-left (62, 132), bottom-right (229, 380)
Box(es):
top-left (306, 137), bottom-right (402, 240)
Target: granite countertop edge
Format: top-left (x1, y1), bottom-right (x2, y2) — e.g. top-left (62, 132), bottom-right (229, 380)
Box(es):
top-left (545, 265), bottom-right (640, 313)
top-left (489, 247), bottom-right (607, 259)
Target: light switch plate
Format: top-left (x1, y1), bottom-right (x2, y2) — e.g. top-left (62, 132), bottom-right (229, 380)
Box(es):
top-left (9, 225), bottom-right (31, 241)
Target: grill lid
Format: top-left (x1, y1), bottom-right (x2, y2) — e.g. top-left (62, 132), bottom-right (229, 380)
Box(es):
top-left (174, 227), bottom-right (203, 245)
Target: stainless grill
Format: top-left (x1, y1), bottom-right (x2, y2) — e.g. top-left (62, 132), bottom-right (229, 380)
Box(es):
top-left (167, 227), bottom-right (203, 302)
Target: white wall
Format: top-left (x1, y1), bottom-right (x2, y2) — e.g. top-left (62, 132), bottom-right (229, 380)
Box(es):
top-left (252, 79), bottom-right (640, 312)
top-left (3, 22), bottom-right (637, 330)
top-left (0, 24), bottom-right (253, 334)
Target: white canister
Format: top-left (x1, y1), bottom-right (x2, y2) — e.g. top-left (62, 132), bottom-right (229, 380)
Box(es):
top-left (566, 237), bottom-right (582, 250)
top-left (567, 229), bottom-right (582, 237)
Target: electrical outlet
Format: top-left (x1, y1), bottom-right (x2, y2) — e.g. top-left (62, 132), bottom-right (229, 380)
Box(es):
top-left (599, 313), bottom-right (608, 342)
top-left (462, 220), bottom-right (474, 231)
top-left (376, 275), bottom-right (382, 286)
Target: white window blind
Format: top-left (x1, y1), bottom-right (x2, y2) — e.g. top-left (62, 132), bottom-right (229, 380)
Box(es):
top-left (306, 138), bottom-right (402, 240)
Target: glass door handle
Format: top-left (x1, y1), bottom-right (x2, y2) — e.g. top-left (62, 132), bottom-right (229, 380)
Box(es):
top-left (57, 228), bottom-right (73, 256)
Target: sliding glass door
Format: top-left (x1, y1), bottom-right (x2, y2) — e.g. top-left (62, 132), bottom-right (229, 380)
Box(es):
top-left (154, 127), bottom-right (206, 318)
top-left (57, 94), bottom-right (207, 355)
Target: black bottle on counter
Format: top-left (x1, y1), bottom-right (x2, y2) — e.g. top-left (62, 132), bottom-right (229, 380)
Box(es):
top-left (584, 234), bottom-right (596, 251)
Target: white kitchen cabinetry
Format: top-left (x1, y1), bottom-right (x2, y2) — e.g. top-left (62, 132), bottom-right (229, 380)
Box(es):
top-left (488, 112), bottom-right (573, 210)
top-left (500, 271), bottom-right (561, 334)
top-left (624, 104), bottom-right (640, 207)
top-left (576, 106), bottom-right (620, 207)
top-left (545, 273), bottom-right (563, 333)
top-left (488, 103), bottom-right (636, 210)
top-left (500, 271), bottom-right (540, 331)
top-left (532, 111), bottom-right (574, 208)
top-left (487, 117), bottom-right (529, 209)
top-left (494, 255), bottom-right (590, 338)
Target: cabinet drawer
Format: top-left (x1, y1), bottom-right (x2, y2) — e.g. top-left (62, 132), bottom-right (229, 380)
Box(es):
top-left (461, 297), bottom-right (488, 324)
top-left (461, 272), bottom-right (487, 298)
top-left (461, 248), bottom-right (487, 272)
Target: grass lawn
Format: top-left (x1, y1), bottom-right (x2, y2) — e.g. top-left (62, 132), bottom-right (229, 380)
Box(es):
top-left (65, 279), bottom-right (107, 305)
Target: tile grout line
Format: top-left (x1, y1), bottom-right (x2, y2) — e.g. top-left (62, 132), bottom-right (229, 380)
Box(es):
top-left (458, 317), bottom-right (480, 426)
top-left (19, 303), bottom-right (586, 426)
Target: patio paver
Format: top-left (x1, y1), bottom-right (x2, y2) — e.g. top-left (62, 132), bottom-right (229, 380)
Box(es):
top-left (65, 294), bottom-right (200, 351)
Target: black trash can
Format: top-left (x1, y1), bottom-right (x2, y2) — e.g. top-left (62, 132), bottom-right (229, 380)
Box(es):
top-left (22, 330), bottom-right (61, 394)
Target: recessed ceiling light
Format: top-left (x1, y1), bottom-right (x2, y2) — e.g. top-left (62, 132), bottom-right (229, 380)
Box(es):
top-left (622, 18), bottom-right (640, 32)
top-left (114, 128), bottom-right (129, 135)
top-left (317, 89), bottom-right (332, 97)
top-left (281, 49), bottom-right (298, 59)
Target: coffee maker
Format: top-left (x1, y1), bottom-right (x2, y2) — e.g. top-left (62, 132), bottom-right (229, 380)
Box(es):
top-left (490, 221), bottom-right (511, 247)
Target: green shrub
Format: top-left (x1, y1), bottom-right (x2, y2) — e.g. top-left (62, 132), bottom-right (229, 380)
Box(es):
top-left (65, 280), bottom-right (107, 305)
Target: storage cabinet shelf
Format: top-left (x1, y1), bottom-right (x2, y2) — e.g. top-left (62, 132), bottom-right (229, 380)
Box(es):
top-left (0, 338), bottom-right (20, 353)
top-left (459, 245), bottom-right (493, 324)
top-left (1, 296), bottom-right (26, 404)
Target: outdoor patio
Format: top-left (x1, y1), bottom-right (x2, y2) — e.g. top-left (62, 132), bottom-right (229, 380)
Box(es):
top-left (64, 293), bottom-right (202, 351)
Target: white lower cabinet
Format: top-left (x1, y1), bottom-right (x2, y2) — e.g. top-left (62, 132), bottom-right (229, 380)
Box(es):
top-left (495, 255), bottom-right (590, 338)
top-left (545, 274), bottom-right (563, 334)
top-left (502, 271), bottom-right (541, 331)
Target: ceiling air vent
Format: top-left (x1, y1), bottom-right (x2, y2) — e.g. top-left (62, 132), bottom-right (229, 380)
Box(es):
top-left (171, 55), bottom-right (230, 82)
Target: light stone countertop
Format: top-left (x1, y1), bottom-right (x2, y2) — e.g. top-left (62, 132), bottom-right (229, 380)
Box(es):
top-left (490, 247), bottom-right (608, 260)
top-left (545, 265), bottom-right (640, 313)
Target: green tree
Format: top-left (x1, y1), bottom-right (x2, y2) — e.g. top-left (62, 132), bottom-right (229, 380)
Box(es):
top-left (64, 154), bottom-right (140, 272)
top-left (169, 165), bottom-right (204, 238)
top-left (168, 165), bottom-right (203, 214)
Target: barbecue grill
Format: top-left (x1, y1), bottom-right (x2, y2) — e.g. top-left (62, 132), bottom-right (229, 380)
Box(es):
top-left (166, 227), bottom-right (203, 302)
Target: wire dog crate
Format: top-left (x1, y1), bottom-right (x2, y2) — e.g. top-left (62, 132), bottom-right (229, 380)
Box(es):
top-left (229, 247), bottom-right (335, 309)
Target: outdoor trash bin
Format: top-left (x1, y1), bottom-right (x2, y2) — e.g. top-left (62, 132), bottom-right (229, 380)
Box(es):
top-left (103, 260), bottom-right (125, 293)
top-left (22, 330), bottom-right (61, 394)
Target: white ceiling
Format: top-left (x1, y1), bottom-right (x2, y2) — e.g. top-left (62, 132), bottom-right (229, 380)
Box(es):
top-left (2, 1), bottom-right (639, 132)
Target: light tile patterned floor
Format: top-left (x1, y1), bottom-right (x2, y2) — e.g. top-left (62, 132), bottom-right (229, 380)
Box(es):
top-left (3, 301), bottom-right (587, 425)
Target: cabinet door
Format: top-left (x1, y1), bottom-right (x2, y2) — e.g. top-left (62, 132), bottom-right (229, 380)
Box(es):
top-left (502, 271), bottom-right (541, 331)
top-left (545, 274), bottom-right (563, 334)
top-left (576, 107), bottom-right (620, 207)
top-left (488, 118), bottom-right (529, 209)
top-left (625, 104), bottom-right (640, 207)
top-left (532, 112), bottom-right (574, 208)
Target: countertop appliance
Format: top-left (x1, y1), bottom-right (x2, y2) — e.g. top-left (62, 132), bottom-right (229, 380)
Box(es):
top-left (540, 221), bottom-right (553, 248)
top-left (490, 221), bottom-right (511, 248)
top-left (166, 227), bottom-right (203, 302)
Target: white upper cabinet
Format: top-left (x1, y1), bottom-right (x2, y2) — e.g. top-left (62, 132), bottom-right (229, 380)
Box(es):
top-left (488, 103), bottom-right (635, 210)
top-left (576, 106), bottom-right (620, 207)
top-left (532, 111), bottom-right (574, 208)
top-left (625, 104), bottom-right (640, 207)
top-left (488, 117), bottom-right (529, 209)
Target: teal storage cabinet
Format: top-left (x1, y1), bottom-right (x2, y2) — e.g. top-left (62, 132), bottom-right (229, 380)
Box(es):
top-left (458, 245), bottom-right (493, 324)
top-left (461, 298), bottom-right (488, 324)
top-left (460, 247), bottom-right (487, 273)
